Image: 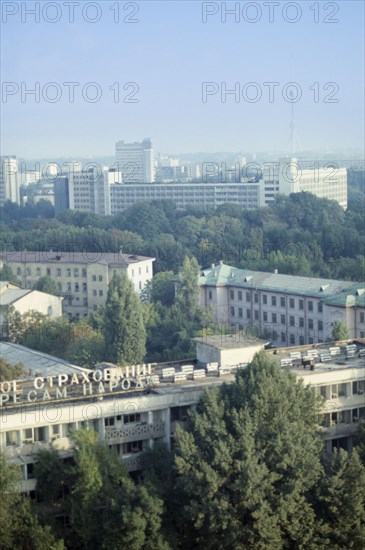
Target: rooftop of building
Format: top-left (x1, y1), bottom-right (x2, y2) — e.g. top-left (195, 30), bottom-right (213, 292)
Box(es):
top-left (199, 262), bottom-right (364, 303)
top-left (0, 251), bottom-right (155, 266)
top-left (0, 341), bottom-right (91, 378)
top-left (194, 334), bottom-right (269, 350)
top-left (266, 339), bottom-right (365, 376)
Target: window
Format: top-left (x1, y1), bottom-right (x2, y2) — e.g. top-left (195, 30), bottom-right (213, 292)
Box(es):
top-left (246, 292), bottom-right (251, 302)
top-left (290, 334), bottom-right (295, 344)
top-left (289, 298), bottom-right (295, 308)
top-left (308, 301), bottom-right (313, 312)
top-left (92, 275), bottom-right (97, 281)
top-left (254, 294), bottom-right (259, 304)
top-left (299, 317), bottom-right (304, 328)
top-left (57, 282), bottom-right (62, 291)
top-left (47, 306), bottom-right (52, 316)
top-left (6, 431), bottom-right (18, 446)
top-left (47, 268), bottom-right (51, 276)
top-left (99, 290), bottom-right (103, 297)
top-left (26, 267), bottom-right (31, 275)
top-left (57, 268), bottom-right (61, 277)
top-left (281, 332), bottom-right (286, 342)
top-left (263, 294), bottom-right (267, 305)
top-left (238, 290), bottom-right (242, 301)
top-left (290, 316), bottom-right (295, 326)
top-left (82, 283), bottom-right (87, 292)
top-left (67, 282), bottom-right (71, 292)
top-left (104, 417), bottom-right (115, 427)
top-left (238, 308), bottom-right (243, 318)
top-left (318, 320), bottom-right (323, 331)
top-left (246, 309), bottom-right (251, 319)
top-left (83, 298), bottom-right (88, 306)
top-left (254, 310), bottom-right (259, 320)
top-left (308, 319), bottom-right (314, 330)
top-left (263, 311), bottom-right (268, 322)
top-left (318, 302), bottom-right (323, 313)
top-left (75, 283), bottom-right (79, 292)
top-left (309, 337), bottom-right (314, 344)
top-left (299, 299), bottom-right (304, 310)
top-left (93, 305), bottom-right (97, 311)
top-left (124, 413), bottom-right (141, 424)
top-left (271, 296), bottom-right (277, 306)
top-left (361, 331), bottom-right (365, 338)
top-left (208, 290), bottom-right (212, 300)
top-left (360, 312), bottom-right (365, 323)
top-left (98, 275), bottom-right (103, 282)
top-left (122, 440), bottom-right (143, 454)
top-left (272, 313), bottom-right (277, 323)
top-left (34, 427), bottom-right (46, 442)
top-left (16, 267), bottom-right (21, 275)
top-left (66, 268), bottom-right (70, 277)
top-left (281, 315), bottom-right (286, 325)
top-left (36, 267), bottom-right (41, 276)
top-left (230, 290), bottom-right (234, 300)
top-left (139, 281), bottom-right (142, 290)
top-left (146, 266), bottom-right (149, 273)
top-left (82, 268), bottom-right (87, 278)
top-left (299, 336), bottom-right (305, 345)
top-left (280, 297), bottom-right (285, 308)
top-left (230, 307), bottom-right (235, 317)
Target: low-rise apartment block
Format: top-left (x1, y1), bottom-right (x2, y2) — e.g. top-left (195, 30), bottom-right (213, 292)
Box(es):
top-left (199, 262), bottom-right (365, 346)
top-left (0, 251), bottom-right (155, 319)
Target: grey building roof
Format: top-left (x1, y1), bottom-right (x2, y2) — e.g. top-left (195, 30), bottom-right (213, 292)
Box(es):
top-left (0, 288), bottom-right (32, 306)
top-left (0, 341), bottom-right (91, 378)
top-left (199, 263), bottom-right (364, 301)
top-left (0, 251), bottom-right (154, 266)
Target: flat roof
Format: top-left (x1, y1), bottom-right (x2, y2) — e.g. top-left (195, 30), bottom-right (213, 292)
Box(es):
top-left (194, 334), bottom-right (268, 350)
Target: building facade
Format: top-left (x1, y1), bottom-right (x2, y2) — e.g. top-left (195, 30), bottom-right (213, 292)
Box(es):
top-left (0, 251), bottom-right (155, 319)
top-left (0, 156), bottom-right (20, 206)
top-left (115, 139), bottom-right (155, 183)
top-left (0, 339), bottom-right (364, 496)
top-left (199, 263), bottom-right (365, 347)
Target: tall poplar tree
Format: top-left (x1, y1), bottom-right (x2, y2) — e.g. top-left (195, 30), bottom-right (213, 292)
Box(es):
top-left (103, 273), bottom-right (146, 364)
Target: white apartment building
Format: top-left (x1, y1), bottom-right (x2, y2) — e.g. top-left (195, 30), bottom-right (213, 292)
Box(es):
top-left (0, 339), bottom-right (364, 496)
top-left (115, 139), bottom-right (155, 183)
top-left (0, 251), bottom-right (155, 319)
top-left (68, 166), bottom-right (122, 215)
top-left (0, 156), bottom-right (20, 206)
top-left (199, 263), bottom-right (365, 347)
top-left (260, 158), bottom-right (348, 209)
top-left (109, 181), bottom-right (260, 213)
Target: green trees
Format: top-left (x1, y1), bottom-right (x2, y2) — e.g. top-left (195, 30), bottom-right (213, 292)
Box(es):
top-left (103, 273), bottom-right (146, 364)
top-left (173, 351), bottom-right (325, 548)
top-left (0, 452), bottom-right (64, 550)
top-left (32, 275), bottom-right (58, 295)
top-left (331, 320), bottom-right (349, 341)
top-left (34, 429), bottom-right (168, 550)
top-left (0, 264), bottom-right (20, 284)
top-left (0, 357), bottom-right (26, 381)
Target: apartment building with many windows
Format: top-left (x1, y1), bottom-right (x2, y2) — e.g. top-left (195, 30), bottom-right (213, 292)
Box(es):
top-left (0, 339), bottom-right (364, 496)
top-left (199, 263), bottom-right (365, 347)
top-left (0, 251), bottom-right (154, 319)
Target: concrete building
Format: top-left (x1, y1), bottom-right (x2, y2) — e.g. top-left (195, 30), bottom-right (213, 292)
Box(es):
top-left (260, 158), bottom-right (348, 209)
top-left (109, 181), bottom-right (260, 213)
top-left (68, 165), bottom-right (122, 215)
top-left (0, 338), bottom-right (364, 496)
top-left (0, 281), bottom-right (63, 337)
top-left (0, 156), bottom-right (20, 206)
top-left (115, 139), bottom-right (155, 183)
top-left (199, 263), bottom-right (365, 347)
top-left (0, 251), bottom-right (155, 319)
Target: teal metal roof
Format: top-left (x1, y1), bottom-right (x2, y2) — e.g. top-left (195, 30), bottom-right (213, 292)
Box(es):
top-left (199, 263), bottom-right (364, 302)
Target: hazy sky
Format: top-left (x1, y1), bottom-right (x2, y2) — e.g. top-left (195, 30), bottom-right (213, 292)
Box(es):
top-left (1, 0), bottom-right (364, 158)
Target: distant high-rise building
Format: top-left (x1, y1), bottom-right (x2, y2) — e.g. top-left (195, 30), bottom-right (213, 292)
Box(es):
top-left (67, 165), bottom-right (122, 215)
top-left (115, 138), bottom-right (155, 182)
top-left (0, 156), bottom-right (20, 206)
